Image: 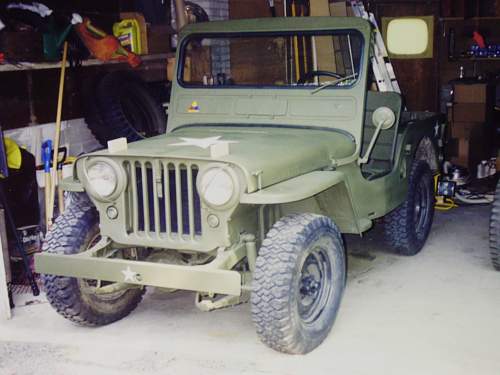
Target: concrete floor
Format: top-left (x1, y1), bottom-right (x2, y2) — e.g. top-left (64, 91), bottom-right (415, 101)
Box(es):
top-left (1, 205), bottom-right (499, 375)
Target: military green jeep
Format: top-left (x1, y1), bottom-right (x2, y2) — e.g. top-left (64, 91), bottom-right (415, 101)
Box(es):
top-left (36, 17), bottom-right (445, 354)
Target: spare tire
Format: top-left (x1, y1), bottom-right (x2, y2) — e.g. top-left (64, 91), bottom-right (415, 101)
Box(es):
top-left (85, 71), bottom-right (168, 146)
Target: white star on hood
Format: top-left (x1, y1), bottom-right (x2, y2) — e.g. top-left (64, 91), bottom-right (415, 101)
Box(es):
top-left (122, 266), bottom-right (138, 282)
top-left (169, 136), bottom-right (238, 149)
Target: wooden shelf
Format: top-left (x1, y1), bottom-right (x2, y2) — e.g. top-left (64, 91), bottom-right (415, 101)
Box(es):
top-left (0, 53), bottom-right (173, 72)
top-left (441, 16), bottom-right (500, 21)
top-left (456, 57), bottom-right (500, 62)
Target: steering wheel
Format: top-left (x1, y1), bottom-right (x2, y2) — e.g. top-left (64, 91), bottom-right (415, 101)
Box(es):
top-left (297, 70), bottom-right (345, 85)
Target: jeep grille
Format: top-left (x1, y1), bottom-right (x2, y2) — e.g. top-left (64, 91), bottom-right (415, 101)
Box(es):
top-left (124, 160), bottom-right (202, 241)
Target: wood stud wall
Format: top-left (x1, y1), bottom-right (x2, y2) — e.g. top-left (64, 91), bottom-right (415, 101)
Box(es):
top-left (3, 0), bottom-right (500, 130)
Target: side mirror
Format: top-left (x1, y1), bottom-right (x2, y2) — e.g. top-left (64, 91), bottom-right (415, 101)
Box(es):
top-left (359, 106), bottom-right (396, 165)
top-left (372, 106), bottom-right (396, 130)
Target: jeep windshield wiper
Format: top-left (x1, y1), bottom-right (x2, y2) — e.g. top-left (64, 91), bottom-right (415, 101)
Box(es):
top-left (310, 73), bottom-right (358, 95)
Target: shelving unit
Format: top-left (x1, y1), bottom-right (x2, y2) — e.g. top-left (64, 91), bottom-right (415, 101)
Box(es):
top-left (456, 57), bottom-right (500, 62)
top-left (0, 52), bottom-right (173, 129)
top-left (439, 16), bottom-right (500, 85)
top-left (0, 53), bottom-right (172, 72)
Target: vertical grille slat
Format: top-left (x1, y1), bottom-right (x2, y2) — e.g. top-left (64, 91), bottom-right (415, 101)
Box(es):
top-left (140, 162), bottom-right (150, 234)
top-left (152, 162), bottom-right (161, 237)
top-left (187, 164), bottom-right (195, 240)
top-left (175, 165), bottom-right (183, 237)
top-left (163, 162), bottom-right (171, 237)
top-left (130, 162), bottom-right (139, 233)
top-left (127, 159), bottom-right (202, 241)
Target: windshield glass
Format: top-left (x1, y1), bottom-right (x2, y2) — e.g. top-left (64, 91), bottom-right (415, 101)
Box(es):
top-left (179, 30), bottom-right (363, 89)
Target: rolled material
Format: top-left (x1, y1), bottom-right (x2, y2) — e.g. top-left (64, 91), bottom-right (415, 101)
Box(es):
top-left (174, 0), bottom-right (188, 31)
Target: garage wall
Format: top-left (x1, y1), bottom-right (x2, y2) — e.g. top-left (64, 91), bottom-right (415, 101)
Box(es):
top-left (171, 0), bottom-right (229, 29)
top-left (228, 0), bottom-right (441, 112)
top-left (370, 0), bottom-right (441, 112)
top-left (230, 0), bottom-right (285, 18)
top-left (4, 119), bottom-right (101, 166)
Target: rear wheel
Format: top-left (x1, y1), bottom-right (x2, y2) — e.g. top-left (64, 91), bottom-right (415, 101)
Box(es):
top-left (42, 193), bottom-right (145, 326)
top-left (490, 180), bottom-right (500, 271)
top-left (384, 161), bottom-right (435, 256)
top-left (251, 213), bottom-right (346, 354)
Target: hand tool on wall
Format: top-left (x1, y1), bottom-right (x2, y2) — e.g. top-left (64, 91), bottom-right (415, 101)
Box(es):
top-left (47, 41), bottom-right (68, 226)
top-left (56, 147), bottom-right (67, 214)
top-left (42, 140), bottom-right (52, 227)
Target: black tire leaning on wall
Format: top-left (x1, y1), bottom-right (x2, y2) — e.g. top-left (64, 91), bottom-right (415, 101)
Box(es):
top-left (384, 160), bottom-right (435, 256)
top-left (42, 192), bottom-right (145, 326)
top-left (490, 180), bottom-right (500, 271)
top-left (85, 71), bottom-right (167, 146)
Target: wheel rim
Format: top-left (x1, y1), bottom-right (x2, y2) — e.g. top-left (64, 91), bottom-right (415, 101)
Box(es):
top-left (298, 245), bottom-right (333, 324)
top-left (413, 179), bottom-right (430, 239)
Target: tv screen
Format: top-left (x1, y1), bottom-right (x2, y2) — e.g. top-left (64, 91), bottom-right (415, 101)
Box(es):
top-left (382, 16), bottom-right (434, 59)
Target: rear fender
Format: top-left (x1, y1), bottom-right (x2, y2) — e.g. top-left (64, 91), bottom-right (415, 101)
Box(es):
top-left (397, 114), bottom-right (445, 175)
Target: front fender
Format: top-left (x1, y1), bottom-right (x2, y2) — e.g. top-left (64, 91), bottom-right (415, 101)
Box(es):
top-left (240, 170), bottom-right (345, 205)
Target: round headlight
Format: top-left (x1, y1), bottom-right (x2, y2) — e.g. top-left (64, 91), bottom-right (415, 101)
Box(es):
top-left (199, 168), bottom-right (235, 207)
top-left (87, 161), bottom-right (118, 198)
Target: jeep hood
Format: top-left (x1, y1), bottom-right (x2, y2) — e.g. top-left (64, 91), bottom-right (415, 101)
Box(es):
top-left (89, 125), bottom-right (355, 193)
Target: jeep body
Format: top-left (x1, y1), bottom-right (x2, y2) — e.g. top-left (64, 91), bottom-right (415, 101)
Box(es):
top-left (36, 17), bottom-right (444, 346)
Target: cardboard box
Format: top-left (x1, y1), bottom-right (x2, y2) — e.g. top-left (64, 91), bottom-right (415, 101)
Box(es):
top-left (454, 83), bottom-right (487, 103)
top-left (330, 1), bottom-right (347, 16)
top-left (452, 103), bottom-right (487, 122)
top-left (310, 0), bottom-right (336, 81)
top-left (310, 0), bottom-right (330, 16)
top-left (147, 25), bottom-right (174, 54)
top-left (450, 122), bottom-right (482, 139)
top-left (167, 56), bottom-right (190, 82)
top-left (450, 156), bottom-right (467, 168)
top-left (447, 107), bottom-right (453, 123)
top-left (446, 132), bottom-right (489, 173)
top-left (448, 138), bottom-right (472, 169)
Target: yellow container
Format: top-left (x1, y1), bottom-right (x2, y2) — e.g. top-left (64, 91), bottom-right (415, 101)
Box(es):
top-left (113, 19), bottom-right (142, 54)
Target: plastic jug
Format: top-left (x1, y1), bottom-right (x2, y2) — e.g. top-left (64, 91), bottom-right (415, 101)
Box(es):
top-left (113, 19), bottom-right (142, 54)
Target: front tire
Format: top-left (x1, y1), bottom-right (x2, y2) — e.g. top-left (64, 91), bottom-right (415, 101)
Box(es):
top-left (490, 180), bottom-right (500, 271)
top-left (251, 213), bottom-right (346, 354)
top-left (42, 194), bottom-right (145, 326)
top-left (384, 161), bottom-right (435, 256)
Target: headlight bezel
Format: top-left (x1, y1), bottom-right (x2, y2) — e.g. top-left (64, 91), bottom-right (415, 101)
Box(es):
top-left (197, 164), bottom-right (240, 210)
top-left (82, 157), bottom-right (126, 202)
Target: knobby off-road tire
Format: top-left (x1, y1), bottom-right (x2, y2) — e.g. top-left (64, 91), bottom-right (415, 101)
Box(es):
top-left (490, 180), bottom-right (500, 271)
top-left (251, 213), bottom-right (346, 354)
top-left (42, 193), bottom-right (144, 326)
top-left (384, 160), bottom-right (435, 256)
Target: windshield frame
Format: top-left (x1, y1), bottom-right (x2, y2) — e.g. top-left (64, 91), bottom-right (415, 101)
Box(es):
top-left (176, 29), bottom-right (365, 91)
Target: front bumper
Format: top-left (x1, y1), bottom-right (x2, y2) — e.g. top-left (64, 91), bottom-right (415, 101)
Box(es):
top-left (35, 240), bottom-right (248, 296)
